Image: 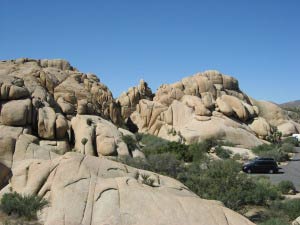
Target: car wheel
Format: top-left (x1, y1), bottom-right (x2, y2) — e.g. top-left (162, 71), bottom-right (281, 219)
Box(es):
top-left (269, 169), bottom-right (274, 174)
top-left (247, 169), bottom-right (251, 174)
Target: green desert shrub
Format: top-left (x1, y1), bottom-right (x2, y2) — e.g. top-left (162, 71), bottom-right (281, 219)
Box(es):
top-left (277, 180), bottom-right (296, 194)
top-left (187, 142), bottom-right (210, 162)
top-left (118, 153), bottom-right (183, 178)
top-left (0, 192), bottom-right (48, 220)
top-left (140, 174), bottom-right (155, 187)
top-left (245, 177), bottom-right (281, 205)
top-left (118, 156), bottom-right (150, 171)
top-left (252, 144), bottom-right (275, 154)
top-left (178, 160), bottom-right (281, 210)
top-left (135, 132), bottom-right (143, 142)
top-left (215, 146), bottom-right (231, 159)
top-left (252, 144), bottom-right (289, 162)
top-left (258, 218), bottom-right (290, 225)
top-left (270, 199), bottom-right (300, 221)
top-left (140, 134), bottom-right (169, 152)
top-left (143, 141), bottom-right (191, 162)
top-left (260, 149), bottom-right (289, 162)
top-left (232, 153), bottom-right (241, 160)
top-left (147, 153), bottom-right (183, 178)
top-left (122, 135), bottom-right (137, 152)
top-left (216, 140), bottom-right (235, 147)
top-left (280, 142), bottom-right (296, 153)
top-left (266, 127), bottom-right (282, 144)
top-left (282, 136), bottom-right (299, 147)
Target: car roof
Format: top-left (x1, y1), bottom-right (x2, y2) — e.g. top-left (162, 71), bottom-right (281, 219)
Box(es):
top-left (255, 157), bottom-right (275, 161)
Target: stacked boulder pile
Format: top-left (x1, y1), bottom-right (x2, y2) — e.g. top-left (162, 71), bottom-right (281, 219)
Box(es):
top-left (0, 58), bottom-right (131, 172)
top-left (126, 70), bottom-right (300, 148)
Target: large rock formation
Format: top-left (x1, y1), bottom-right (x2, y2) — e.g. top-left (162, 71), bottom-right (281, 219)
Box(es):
top-left (129, 71), bottom-right (261, 147)
top-left (0, 58), bottom-right (121, 125)
top-left (0, 58), bottom-right (131, 172)
top-left (127, 70), bottom-right (300, 147)
top-left (1, 58), bottom-right (297, 225)
top-left (0, 152), bottom-right (254, 225)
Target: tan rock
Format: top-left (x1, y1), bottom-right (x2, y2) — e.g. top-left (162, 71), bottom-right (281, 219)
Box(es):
top-left (0, 163), bottom-right (11, 190)
top-left (117, 80), bottom-right (153, 119)
top-left (13, 134), bottom-right (59, 168)
top-left (132, 149), bottom-right (145, 158)
top-left (222, 75), bottom-right (239, 90)
top-left (57, 97), bottom-right (75, 114)
top-left (40, 59), bottom-right (72, 70)
top-left (96, 118), bottom-right (129, 156)
top-left (222, 146), bottom-right (256, 160)
top-left (77, 99), bottom-right (87, 115)
top-left (219, 95), bottom-right (248, 121)
top-left (71, 115), bottom-right (129, 157)
top-left (0, 125), bottom-right (24, 139)
top-left (201, 92), bottom-right (215, 109)
top-left (4, 153), bottom-right (255, 225)
top-left (0, 137), bottom-right (15, 168)
top-left (1, 99), bottom-right (32, 126)
top-left (278, 122), bottom-right (299, 137)
top-left (0, 83), bottom-right (10, 99)
top-left (71, 115), bottom-right (96, 155)
top-left (39, 139), bottom-right (70, 155)
top-left (38, 107), bottom-right (56, 139)
top-left (252, 99), bottom-right (300, 136)
top-left (55, 114), bottom-right (68, 139)
top-left (249, 117), bottom-right (271, 138)
top-left (8, 85), bottom-right (29, 99)
top-left (216, 97), bottom-right (233, 116)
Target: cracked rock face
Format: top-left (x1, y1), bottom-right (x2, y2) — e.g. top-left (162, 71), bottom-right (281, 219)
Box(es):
top-left (2, 153), bottom-right (254, 225)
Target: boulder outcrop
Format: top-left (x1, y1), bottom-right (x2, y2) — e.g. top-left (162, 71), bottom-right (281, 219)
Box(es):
top-left (117, 79), bottom-right (153, 119)
top-left (1, 153), bottom-right (254, 225)
top-left (252, 99), bottom-right (300, 136)
top-left (71, 115), bottom-right (130, 157)
top-left (129, 71), bottom-right (267, 148)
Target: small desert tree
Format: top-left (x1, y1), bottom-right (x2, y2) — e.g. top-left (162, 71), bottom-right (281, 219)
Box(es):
top-left (81, 138), bottom-right (88, 154)
top-left (266, 126), bottom-right (282, 144)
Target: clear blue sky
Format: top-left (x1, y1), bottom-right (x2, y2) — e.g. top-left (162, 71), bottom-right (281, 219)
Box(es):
top-left (1, 0), bottom-right (299, 103)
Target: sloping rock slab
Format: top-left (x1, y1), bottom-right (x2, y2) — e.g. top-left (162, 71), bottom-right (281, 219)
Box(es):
top-left (4, 153), bottom-right (254, 225)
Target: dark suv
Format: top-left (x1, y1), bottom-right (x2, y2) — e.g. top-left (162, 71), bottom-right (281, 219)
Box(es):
top-left (242, 157), bottom-right (279, 174)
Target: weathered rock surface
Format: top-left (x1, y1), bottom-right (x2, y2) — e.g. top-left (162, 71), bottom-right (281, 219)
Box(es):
top-left (0, 137), bottom-right (15, 168)
top-left (38, 106), bottom-right (56, 139)
top-left (129, 71), bottom-right (265, 148)
top-left (1, 99), bottom-right (32, 126)
top-left (1, 58), bottom-right (299, 152)
top-left (249, 117), bottom-right (271, 139)
top-left (1, 153), bottom-right (254, 225)
top-left (252, 99), bottom-right (300, 136)
top-left (117, 79), bottom-right (153, 119)
top-left (0, 163), bottom-right (11, 190)
top-left (71, 115), bottom-right (129, 157)
top-left (0, 58), bottom-right (121, 124)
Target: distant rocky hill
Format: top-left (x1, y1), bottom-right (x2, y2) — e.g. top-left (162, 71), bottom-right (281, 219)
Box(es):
top-left (280, 100), bottom-right (300, 109)
top-left (0, 58), bottom-right (257, 225)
